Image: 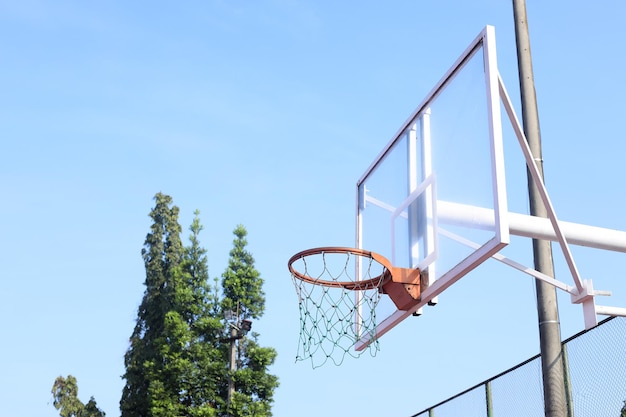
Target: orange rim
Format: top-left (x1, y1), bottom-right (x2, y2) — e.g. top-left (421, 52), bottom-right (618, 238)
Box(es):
top-left (288, 246), bottom-right (393, 290)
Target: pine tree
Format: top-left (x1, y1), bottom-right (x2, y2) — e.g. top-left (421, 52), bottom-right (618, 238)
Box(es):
top-left (220, 225), bottom-right (278, 417)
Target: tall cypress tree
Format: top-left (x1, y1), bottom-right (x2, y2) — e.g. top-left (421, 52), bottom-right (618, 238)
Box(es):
top-left (121, 194), bottom-right (223, 417)
top-left (121, 193), bottom-right (185, 417)
top-left (221, 225), bottom-right (278, 417)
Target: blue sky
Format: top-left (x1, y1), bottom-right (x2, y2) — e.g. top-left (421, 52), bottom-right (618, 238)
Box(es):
top-left (1, 1), bottom-right (626, 416)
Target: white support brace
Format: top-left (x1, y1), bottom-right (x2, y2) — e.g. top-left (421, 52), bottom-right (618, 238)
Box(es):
top-left (437, 201), bottom-right (626, 253)
top-left (499, 75), bottom-right (584, 293)
top-left (498, 73), bottom-right (607, 328)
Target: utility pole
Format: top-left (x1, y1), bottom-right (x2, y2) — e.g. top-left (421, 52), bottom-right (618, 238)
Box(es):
top-left (227, 324), bottom-right (237, 412)
top-left (224, 306), bottom-right (252, 417)
top-left (512, 1), bottom-right (567, 417)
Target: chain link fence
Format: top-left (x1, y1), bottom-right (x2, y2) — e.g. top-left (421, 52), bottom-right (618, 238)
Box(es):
top-left (411, 317), bottom-right (626, 417)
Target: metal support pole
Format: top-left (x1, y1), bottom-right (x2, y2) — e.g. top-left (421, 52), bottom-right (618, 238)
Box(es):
top-left (512, 1), bottom-right (567, 416)
top-left (227, 326), bottom-right (237, 414)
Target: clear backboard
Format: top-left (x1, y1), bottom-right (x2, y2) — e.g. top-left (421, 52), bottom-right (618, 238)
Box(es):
top-left (289, 25), bottom-right (626, 364)
top-left (355, 26), bottom-right (509, 348)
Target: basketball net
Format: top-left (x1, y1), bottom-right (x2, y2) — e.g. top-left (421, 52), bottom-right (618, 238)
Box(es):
top-left (289, 248), bottom-right (387, 367)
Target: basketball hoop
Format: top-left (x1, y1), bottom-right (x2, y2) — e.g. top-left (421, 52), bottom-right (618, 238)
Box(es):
top-left (288, 246), bottom-right (422, 367)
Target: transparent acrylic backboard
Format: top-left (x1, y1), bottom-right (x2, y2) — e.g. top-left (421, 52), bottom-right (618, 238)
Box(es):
top-left (355, 26), bottom-right (509, 348)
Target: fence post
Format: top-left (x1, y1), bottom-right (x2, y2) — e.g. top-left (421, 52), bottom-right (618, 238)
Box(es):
top-left (562, 344), bottom-right (574, 417)
top-left (485, 381), bottom-right (493, 417)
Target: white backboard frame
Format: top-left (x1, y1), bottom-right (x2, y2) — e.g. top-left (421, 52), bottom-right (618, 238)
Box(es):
top-left (355, 25), bottom-right (509, 349)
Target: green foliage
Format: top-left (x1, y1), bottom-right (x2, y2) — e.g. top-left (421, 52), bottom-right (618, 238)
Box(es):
top-left (51, 375), bottom-right (105, 417)
top-left (83, 398), bottom-right (106, 417)
top-left (121, 193), bottom-right (223, 417)
top-left (621, 400), bottom-right (626, 417)
top-left (221, 225), bottom-right (279, 417)
top-left (121, 195), bottom-right (278, 417)
top-left (221, 225), bottom-right (265, 319)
